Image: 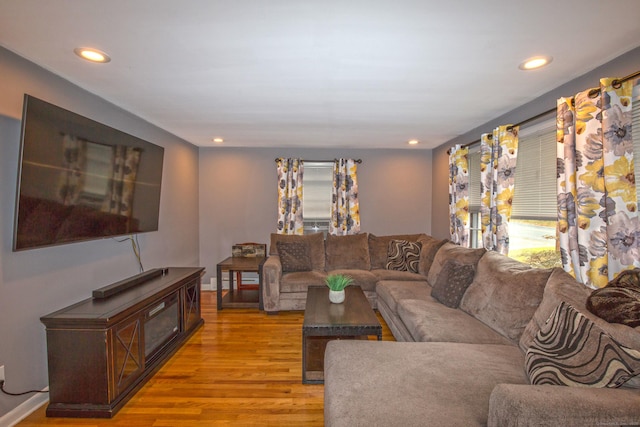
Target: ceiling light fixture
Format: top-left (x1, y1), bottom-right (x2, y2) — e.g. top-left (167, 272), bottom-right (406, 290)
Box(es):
top-left (519, 55), bottom-right (552, 71)
top-left (408, 139), bottom-right (419, 145)
top-left (74, 47), bottom-right (111, 63)
top-left (212, 137), bottom-right (224, 143)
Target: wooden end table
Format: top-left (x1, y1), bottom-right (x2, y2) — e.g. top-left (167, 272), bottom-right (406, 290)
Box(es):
top-left (216, 256), bottom-right (266, 310)
top-left (302, 286), bottom-right (382, 384)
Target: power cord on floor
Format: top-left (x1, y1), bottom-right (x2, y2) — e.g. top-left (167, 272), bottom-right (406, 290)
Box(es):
top-left (0, 380), bottom-right (48, 396)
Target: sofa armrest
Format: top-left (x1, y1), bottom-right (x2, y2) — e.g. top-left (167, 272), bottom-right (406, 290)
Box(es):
top-left (488, 383), bottom-right (640, 427)
top-left (262, 255), bottom-right (282, 313)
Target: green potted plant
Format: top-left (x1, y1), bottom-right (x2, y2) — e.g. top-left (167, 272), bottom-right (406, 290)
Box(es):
top-left (325, 274), bottom-right (354, 304)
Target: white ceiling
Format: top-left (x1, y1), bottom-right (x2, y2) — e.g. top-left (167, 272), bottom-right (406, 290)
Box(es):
top-left (1, 1), bottom-right (639, 150)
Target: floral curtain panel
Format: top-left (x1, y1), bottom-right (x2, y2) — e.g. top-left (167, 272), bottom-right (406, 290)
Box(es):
top-left (276, 158), bottom-right (304, 235)
top-left (329, 158), bottom-right (360, 235)
top-left (557, 77), bottom-right (639, 288)
top-left (448, 145), bottom-right (470, 247)
top-left (480, 125), bottom-right (519, 255)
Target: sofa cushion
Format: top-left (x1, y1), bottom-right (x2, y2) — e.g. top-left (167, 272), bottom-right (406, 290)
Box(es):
top-left (430, 259), bottom-right (476, 308)
top-left (520, 268), bottom-right (640, 359)
top-left (460, 251), bottom-right (553, 343)
top-left (280, 270), bottom-right (328, 293)
top-left (385, 239), bottom-right (422, 273)
top-left (519, 267), bottom-right (592, 352)
top-left (372, 269), bottom-right (426, 282)
top-left (417, 236), bottom-right (449, 276)
top-left (398, 299), bottom-right (513, 345)
top-left (427, 242), bottom-right (485, 286)
top-left (324, 341), bottom-right (527, 427)
top-left (526, 301), bottom-right (640, 388)
top-left (276, 241), bottom-right (311, 272)
top-left (587, 268), bottom-right (640, 328)
top-left (327, 269), bottom-right (378, 292)
top-left (325, 233), bottom-right (371, 270)
top-left (376, 280), bottom-right (433, 315)
top-left (270, 232), bottom-right (325, 271)
top-left (368, 233), bottom-right (425, 269)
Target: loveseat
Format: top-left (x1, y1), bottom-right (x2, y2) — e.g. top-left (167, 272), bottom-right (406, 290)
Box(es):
top-left (324, 240), bottom-right (640, 426)
top-left (262, 232), bottom-right (446, 313)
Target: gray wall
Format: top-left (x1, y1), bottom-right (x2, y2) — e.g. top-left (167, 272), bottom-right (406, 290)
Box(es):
top-left (198, 147), bottom-right (433, 284)
top-left (0, 47), bottom-right (200, 416)
top-left (431, 46), bottom-right (640, 238)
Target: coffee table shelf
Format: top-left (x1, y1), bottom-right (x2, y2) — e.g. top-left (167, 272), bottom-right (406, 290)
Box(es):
top-left (302, 286), bottom-right (381, 384)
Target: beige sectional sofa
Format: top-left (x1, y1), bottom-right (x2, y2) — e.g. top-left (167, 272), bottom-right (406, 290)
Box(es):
top-left (324, 239), bottom-right (640, 426)
top-left (262, 232), bottom-right (445, 313)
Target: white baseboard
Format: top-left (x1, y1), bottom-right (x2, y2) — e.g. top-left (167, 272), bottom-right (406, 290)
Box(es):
top-left (202, 278), bottom-right (215, 291)
top-left (0, 387), bottom-right (49, 427)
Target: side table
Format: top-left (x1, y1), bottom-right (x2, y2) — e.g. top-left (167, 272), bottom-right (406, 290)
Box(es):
top-left (216, 256), bottom-right (266, 310)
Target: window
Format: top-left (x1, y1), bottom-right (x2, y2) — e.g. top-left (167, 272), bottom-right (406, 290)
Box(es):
top-left (468, 147), bottom-right (482, 248)
top-left (466, 120), bottom-right (561, 268)
top-left (509, 120), bottom-right (560, 268)
top-left (302, 162), bottom-right (333, 234)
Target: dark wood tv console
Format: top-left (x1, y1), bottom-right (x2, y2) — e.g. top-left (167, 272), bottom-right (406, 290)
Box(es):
top-left (40, 267), bottom-right (204, 418)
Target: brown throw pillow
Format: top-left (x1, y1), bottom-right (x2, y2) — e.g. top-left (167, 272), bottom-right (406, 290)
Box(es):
top-left (431, 260), bottom-right (476, 308)
top-left (587, 268), bottom-right (640, 328)
top-left (526, 302), bottom-right (640, 388)
top-left (386, 240), bottom-right (422, 273)
top-left (276, 241), bottom-right (312, 272)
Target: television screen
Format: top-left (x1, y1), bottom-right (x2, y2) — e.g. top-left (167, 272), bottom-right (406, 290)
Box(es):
top-left (13, 95), bottom-right (164, 251)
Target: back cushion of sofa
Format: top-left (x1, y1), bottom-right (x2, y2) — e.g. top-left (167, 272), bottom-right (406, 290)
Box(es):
top-left (368, 233), bottom-right (425, 269)
top-left (325, 233), bottom-right (371, 270)
top-left (460, 250), bottom-right (553, 343)
top-left (417, 236), bottom-right (449, 276)
top-left (426, 242), bottom-right (485, 286)
top-left (270, 232), bottom-right (326, 271)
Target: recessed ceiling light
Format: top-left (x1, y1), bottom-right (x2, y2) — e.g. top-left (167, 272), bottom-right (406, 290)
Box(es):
top-left (408, 139), bottom-right (419, 145)
top-left (519, 55), bottom-right (552, 71)
top-left (212, 137), bottom-right (224, 143)
top-left (74, 47), bottom-right (111, 63)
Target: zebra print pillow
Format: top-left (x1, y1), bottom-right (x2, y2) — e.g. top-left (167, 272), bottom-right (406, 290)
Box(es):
top-left (386, 240), bottom-right (422, 273)
top-left (525, 302), bottom-right (640, 388)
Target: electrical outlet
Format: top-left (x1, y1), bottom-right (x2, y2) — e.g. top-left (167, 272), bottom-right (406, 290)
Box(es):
top-left (0, 365), bottom-right (4, 382)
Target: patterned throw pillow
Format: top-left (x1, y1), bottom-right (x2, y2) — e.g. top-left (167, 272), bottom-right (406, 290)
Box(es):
top-left (525, 301), bottom-right (640, 388)
top-left (276, 241), bottom-right (312, 273)
top-left (386, 240), bottom-right (422, 273)
top-left (587, 268), bottom-right (640, 327)
top-left (430, 260), bottom-right (476, 308)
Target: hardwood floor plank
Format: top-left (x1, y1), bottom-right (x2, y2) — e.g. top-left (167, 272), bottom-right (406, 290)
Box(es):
top-left (17, 291), bottom-right (394, 426)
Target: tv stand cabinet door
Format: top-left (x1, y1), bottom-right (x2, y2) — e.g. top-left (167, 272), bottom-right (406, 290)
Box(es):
top-left (183, 279), bottom-right (201, 332)
top-left (111, 314), bottom-right (144, 397)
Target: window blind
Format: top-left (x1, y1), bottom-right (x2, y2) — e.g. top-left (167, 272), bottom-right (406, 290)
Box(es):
top-left (468, 148), bottom-right (481, 211)
top-left (302, 162), bottom-right (333, 219)
top-left (511, 121), bottom-right (557, 220)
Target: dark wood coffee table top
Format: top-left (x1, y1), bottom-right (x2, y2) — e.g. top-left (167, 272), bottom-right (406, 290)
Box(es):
top-left (303, 286), bottom-right (381, 336)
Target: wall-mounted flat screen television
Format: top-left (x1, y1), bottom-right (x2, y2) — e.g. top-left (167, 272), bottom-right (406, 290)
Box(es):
top-left (13, 95), bottom-right (164, 251)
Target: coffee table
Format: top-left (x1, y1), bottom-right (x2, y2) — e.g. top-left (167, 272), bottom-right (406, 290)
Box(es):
top-left (302, 286), bottom-right (382, 384)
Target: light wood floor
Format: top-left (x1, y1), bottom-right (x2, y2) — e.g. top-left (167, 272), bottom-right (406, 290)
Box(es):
top-left (18, 291), bottom-right (394, 426)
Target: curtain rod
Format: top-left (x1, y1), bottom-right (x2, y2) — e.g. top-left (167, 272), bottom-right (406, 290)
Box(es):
top-left (274, 158), bottom-right (362, 164)
top-left (448, 68), bottom-right (640, 154)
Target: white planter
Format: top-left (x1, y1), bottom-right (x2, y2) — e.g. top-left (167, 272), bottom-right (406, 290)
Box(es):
top-left (329, 289), bottom-right (345, 304)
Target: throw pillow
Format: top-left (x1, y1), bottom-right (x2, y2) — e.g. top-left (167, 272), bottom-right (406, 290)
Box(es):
top-left (525, 301), bottom-right (640, 388)
top-left (386, 240), bottom-right (422, 273)
top-left (430, 260), bottom-right (475, 308)
top-left (587, 268), bottom-right (640, 328)
top-left (276, 241), bottom-right (312, 273)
